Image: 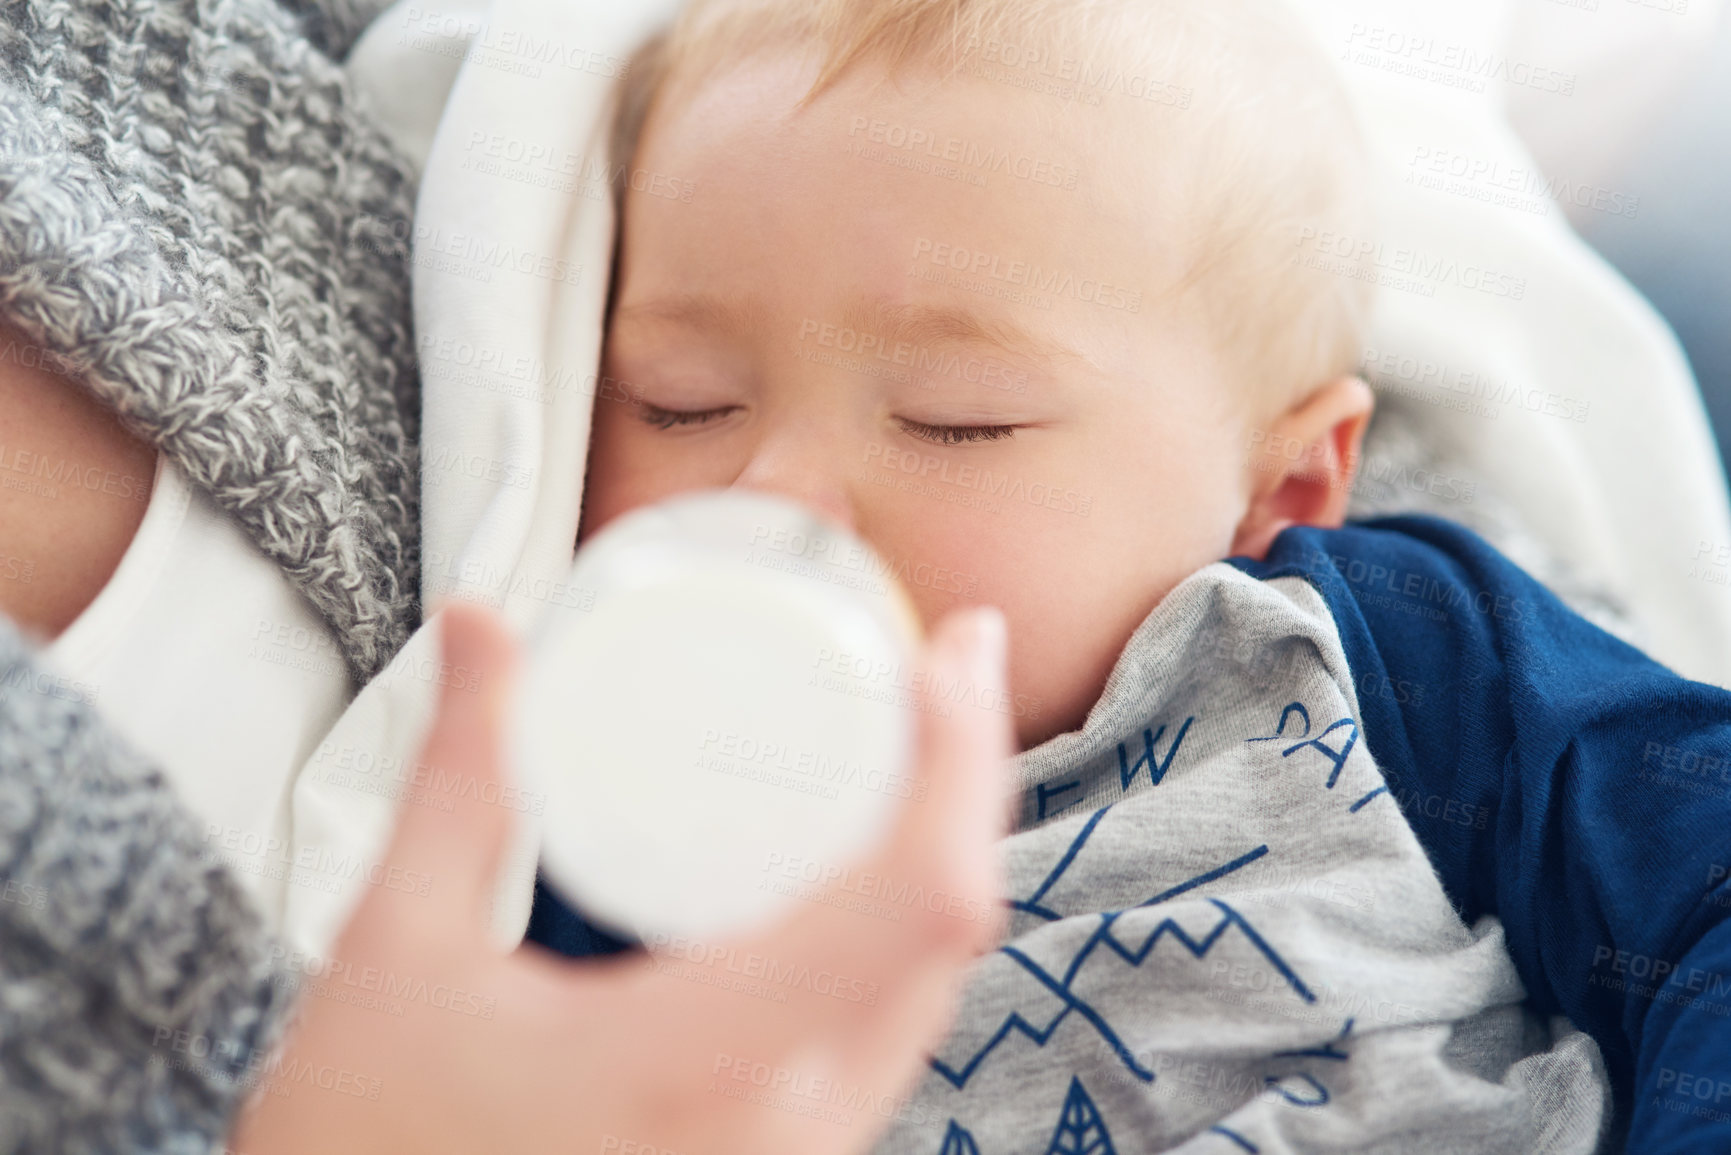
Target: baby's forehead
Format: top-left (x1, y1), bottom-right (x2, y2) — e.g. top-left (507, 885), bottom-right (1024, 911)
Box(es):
top-left (654, 42), bottom-right (1164, 147)
top-left (638, 51), bottom-right (1177, 233)
top-left (635, 55), bottom-right (1185, 279)
top-left (615, 64), bottom-right (1207, 398)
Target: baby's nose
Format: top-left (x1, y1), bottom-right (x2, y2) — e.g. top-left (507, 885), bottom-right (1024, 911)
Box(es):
top-left (731, 474), bottom-right (857, 535)
top-left (731, 429), bottom-right (858, 534)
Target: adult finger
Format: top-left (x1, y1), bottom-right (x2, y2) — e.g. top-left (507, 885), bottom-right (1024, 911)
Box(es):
top-left (885, 604), bottom-right (1016, 953)
top-left (372, 604), bottom-right (524, 930)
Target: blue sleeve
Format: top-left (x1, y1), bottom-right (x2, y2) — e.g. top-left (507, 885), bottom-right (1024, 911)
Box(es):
top-left (1230, 515), bottom-right (1731, 1153)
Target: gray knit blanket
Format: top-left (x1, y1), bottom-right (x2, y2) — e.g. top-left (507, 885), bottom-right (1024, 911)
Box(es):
top-left (0, 0), bottom-right (421, 681)
top-left (1, 0), bottom-right (420, 1147)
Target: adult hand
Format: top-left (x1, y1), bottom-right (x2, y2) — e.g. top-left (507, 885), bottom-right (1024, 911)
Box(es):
top-left (228, 601), bottom-right (1013, 1155)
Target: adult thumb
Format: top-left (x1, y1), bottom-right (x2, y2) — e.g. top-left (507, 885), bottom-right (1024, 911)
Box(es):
top-left (373, 603), bottom-right (524, 931)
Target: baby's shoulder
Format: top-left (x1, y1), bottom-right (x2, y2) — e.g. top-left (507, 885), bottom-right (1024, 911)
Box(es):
top-left (1229, 515), bottom-right (1717, 813)
top-left (1232, 515), bottom-right (1650, 690)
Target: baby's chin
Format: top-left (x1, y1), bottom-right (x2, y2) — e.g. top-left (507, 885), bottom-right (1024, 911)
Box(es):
top-left (1015, 709), bottom-right (1081, 753)
top-left (1018, 656), bottom-right (1142, 752)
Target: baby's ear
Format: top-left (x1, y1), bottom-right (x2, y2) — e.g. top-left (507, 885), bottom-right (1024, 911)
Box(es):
top-left (1230, 377), bottom-right (1375, 561)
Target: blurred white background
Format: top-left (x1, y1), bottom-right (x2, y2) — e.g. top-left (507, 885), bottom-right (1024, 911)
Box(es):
top-left (1290, 0), bottom-right (1730, 476)
top-left (1506, 0), bottom-right (1731, 479)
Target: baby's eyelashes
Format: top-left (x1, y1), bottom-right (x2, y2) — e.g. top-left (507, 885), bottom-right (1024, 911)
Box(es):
top-left (895, 417), bottom-right (1019, 446)
top-left (629, 403), bottom-right (1020, 447)
top-left (637, 403), bottom-right (743, 431)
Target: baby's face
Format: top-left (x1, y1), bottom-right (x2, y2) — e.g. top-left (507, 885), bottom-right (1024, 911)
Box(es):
top-left (583, 55), bottom-right (1263, 749)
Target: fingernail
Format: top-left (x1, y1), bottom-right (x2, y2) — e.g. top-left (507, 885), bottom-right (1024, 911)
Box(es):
top-left (953, 606), bottom-right (1007, 685)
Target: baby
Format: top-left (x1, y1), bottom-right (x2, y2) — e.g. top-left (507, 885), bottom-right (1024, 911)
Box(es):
top-left (572, 0), bottom-right (1731, 1150)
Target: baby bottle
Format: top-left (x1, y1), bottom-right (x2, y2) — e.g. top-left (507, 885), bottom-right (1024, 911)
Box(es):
top-left (512, 489), bottom-right (923, 942)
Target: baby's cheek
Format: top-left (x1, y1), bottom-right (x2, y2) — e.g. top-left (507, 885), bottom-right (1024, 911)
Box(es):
top-left (865, 510), bottom-right (1082, 742)
top-left (867, 505), bottom-right (1007, 618)
top-left (578, 397), bottom-right (659, 541)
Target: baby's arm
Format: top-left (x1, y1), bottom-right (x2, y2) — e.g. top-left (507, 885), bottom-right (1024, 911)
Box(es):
top-left (1235, 516), bottom-right (1731, 1154)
